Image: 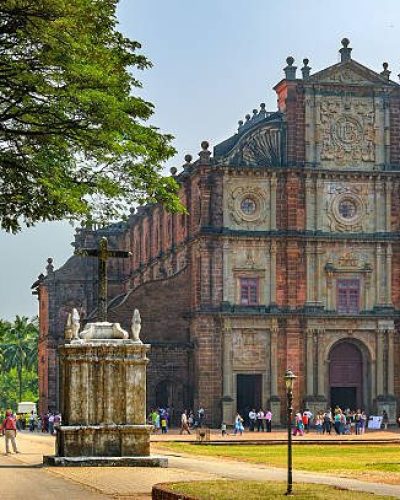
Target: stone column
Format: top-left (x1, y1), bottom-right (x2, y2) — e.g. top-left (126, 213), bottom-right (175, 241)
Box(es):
top-left (317, 329), bottom-right (326, 398)
top-left (387, 329), bottom-right (395, 395)
top-left (385, 180), bottom-right (391, 232)
top-left (222, 241), bottom-right (230, 302)
top-left (386, 243), bottom-right (393, 305)
top-left (270, 321), bottom-right (278, 397)
top-left (376, 328), bottom-right (384, 396)
top-left (315, 179), bottom-right (324, 230)
top-left (270, 175), bottom-right (277, 230)
top-left (222, 322), bottom-right (234, 425)
top-left (306, 328), bottom-right (314, 396)
top-left (305, 242), bottom-right (313, 303)
top-left (270, 241), bottom-right (277, 304)
top-left (305, 176), bottom-right (314, 230)
top-left (376, 244), bottom-right (384, 305)
top-left (316, 243), bottom-right (324, 304)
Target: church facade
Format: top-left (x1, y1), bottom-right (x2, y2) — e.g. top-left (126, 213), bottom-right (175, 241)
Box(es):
top-left (36, 39), bottom-right (400, 424)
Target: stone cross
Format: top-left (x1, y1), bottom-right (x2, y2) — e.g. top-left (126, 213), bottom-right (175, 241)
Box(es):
top-left (75, 236), bottom-right (131, 322)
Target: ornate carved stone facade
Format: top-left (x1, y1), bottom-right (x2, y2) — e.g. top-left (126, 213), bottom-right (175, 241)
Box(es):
top-left (36, 39), bottom-right (400, 425)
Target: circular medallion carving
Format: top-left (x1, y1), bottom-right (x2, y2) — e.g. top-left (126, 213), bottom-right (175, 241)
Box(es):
top-left (228, 186), bottom-right (267, 225)
top-left (331, 193), bottom-right (365, 229)
top-left (332, 116), bottom-right (362, 145)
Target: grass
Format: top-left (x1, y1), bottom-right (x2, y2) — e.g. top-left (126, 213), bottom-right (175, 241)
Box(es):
top-left (155, 443), bottom-right (400, 484)
top-left (165, 480), bottom-right (393, 499)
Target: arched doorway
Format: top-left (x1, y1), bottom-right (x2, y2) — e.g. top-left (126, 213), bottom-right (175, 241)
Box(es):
top-left (329, 341), bottom-right (363, 410)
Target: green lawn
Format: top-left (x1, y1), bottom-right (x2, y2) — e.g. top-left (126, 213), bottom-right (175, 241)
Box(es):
top-left (165, 480), bottom-right (393, 499)
top-left (156, 443), bottom-right (400, 483)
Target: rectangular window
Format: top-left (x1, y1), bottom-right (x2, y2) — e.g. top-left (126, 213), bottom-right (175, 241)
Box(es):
top-left (337, 279), bottom-right (360, 313)
top-left (240, 278), bottom-right (259, 305)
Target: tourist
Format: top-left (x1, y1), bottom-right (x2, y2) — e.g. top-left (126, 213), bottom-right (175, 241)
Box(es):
top-left (314, 412), bottom-right (323, 434)
top-left (361, 410), bottom-right (367, 434)
top-left (323, 410), bottom-right (332, 435)
top-left (221, 422), bottom-right (227, 437)
top-left (188, 410), bottom-right (195, 428)
top-left (382, 410), bottom-right (389, 430)
top-left (180, 410), bottom-right (191, 435)
top-left (48, 412), bottom-right (55, 435)
top-left (302, 410), bottom-right (309, 433)
top-left (161, 413), bottom-right (168, 434)
top-left (355, 409), bottom-right (362, 435)
top-left (333, 410), bottom-right (342, 435)
top-left (234, 413), bottom-right (244, 435)
top-left (265, 409), bottom-right (272, 432)
top-left (292, 412), bottom-right (304, 436)
top-left (256, 408), bottom-right (264, 432)
top-left (28, 411), bottom-right (36, 432)
top-left (248, 409), bottom-right (256, 431)
top-left (197, 406), bottom-right (205, 428)
top-left (54, 412), bottom-right (62, 433)
top-left (303, 409), bottom-right (313, 432)
top-left (397, 414), bottom-right (400, 428)
top-left (1, 409), bottom-right (19, 455)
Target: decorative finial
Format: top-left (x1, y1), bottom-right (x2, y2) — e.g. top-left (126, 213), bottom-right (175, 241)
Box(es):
top-left (184, 154), bottom-right (192, 164)
top-left (259, 103), bottom-right (267, 118)
top-left (251, 109), bottom-right (258, 119)
top-left (284, 56), bottom-right (297, 80)
top-left (339, 37), bottom-right (352, 62)
top-left (245, 114), bottom-right (251, 121)
top-left (170, 166), bottom-right (177, 176)
top-left (380, 62), bottom-right (391, 80)
top-left (238, 120), bottom-right (244, 131)
top-left (198, 140), bottom-right (211, 164)
top-left (341, 37), bottom-right (350, 48)
top-left (301, 58), bottom-right (311, 80)
top-left (46, 257), bottom-right (54, 274)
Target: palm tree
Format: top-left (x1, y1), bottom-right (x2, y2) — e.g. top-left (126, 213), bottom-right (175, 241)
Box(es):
top-left (0, 316), bottom-right (38, 402)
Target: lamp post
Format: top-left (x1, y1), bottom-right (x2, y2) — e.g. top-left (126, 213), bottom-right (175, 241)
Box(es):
top-left (284, 368), bottom-right (297, 496)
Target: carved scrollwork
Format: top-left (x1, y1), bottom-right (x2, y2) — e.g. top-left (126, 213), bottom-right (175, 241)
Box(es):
top-left (327, 191), bottom-right (367, 232)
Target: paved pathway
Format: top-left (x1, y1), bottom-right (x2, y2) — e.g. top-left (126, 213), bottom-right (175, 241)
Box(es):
top-left (0, 431), bottom-right (399, 498)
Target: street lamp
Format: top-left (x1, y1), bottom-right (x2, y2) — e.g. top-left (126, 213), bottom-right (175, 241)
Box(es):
top-left (284, 368), bottom-right (297, 496)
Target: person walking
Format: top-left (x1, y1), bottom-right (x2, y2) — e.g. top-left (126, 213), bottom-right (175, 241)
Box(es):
top-left (1, 410), bottom-right (19, 455)
top-left (323, 410), bottom-right (332, 435)
top-left (293, 412), bottom-right (304, 436)
top-left (234, 413), bottom-right (244, 435)
top-left (180, 410), bottom-right (191, 435)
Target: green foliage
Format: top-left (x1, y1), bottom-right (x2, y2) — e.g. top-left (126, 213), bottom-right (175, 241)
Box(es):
top-left (0, 0), bottom-right (183, 233)
top-left (0, 316), bottom-right (38, 408)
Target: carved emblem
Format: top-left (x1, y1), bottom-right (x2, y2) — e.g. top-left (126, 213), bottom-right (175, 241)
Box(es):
top-left (319, 97), bottom-right (375, 165)
top-left (338, 252), bottom-right (359, 268)
top-left (228, 185), bottom-right (267, 225)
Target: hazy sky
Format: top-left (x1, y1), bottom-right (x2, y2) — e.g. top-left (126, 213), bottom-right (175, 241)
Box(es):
top-left (1, 0), bottom-right (400, 320)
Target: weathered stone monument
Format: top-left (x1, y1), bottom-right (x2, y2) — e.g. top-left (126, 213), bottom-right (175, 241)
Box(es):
top-left (44, 238), bottom-right (166, 466)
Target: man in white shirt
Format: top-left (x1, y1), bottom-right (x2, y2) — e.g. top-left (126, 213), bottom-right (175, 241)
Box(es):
top-left (248, 409), bottom-right (257, 431)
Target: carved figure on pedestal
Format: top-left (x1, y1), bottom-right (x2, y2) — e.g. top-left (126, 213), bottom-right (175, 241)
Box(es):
top-left (71, 308), bottom-right (81, 341)
top-left (131, 309), bottom-right (142, 342)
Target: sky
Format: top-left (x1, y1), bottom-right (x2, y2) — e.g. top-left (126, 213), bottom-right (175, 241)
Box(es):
top-left (1, 0), bottom-right (400, 320)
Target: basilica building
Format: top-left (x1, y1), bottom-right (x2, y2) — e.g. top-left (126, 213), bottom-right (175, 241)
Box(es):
top-left (35, 39), bottom-right (400, 424)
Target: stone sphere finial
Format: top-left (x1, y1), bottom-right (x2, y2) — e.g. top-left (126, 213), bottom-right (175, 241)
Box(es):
top-left (341, 37), bottom-right (350, 48)
top-left (260, 103), bottom-right (266, 110)
top-left (252, 109), bottom-right (258, 115)
top-left (286, 56), bottom-right (295, 66)
top-left (238, 120), bottom-right (243, 126)
top-left (47, 257), bottom-right (53, 264)
top-left (303, 58), bottom-right (309, 67)
top-left (170, 166), bottom-right (177, 176)
top-left (245, 114), bottom-right (251, 121)
top-left (383, 62), bottom-right (389, 70)
top-left (184, 154), bottom-right (192, 163)
top-left (201, 140), bottom-right (209, 151)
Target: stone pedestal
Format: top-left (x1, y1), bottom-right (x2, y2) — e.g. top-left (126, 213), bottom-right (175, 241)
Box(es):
top-left (304, 396), bottom-right (327, 419)
top-left (269, 397), bottom-right (281, 425)
top-left (375, 396), bottom-right (397, 425)
top-left (45, 317), bottom-right (166, 467)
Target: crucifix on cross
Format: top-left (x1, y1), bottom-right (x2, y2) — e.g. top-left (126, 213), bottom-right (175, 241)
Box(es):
top-left (75, 236), bottom-right (131, 322)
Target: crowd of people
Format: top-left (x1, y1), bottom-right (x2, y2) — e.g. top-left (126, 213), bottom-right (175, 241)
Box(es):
top-left (149, 406), bottom-right (206, 434)
top-left (224, 406), bottom-right (396, 436)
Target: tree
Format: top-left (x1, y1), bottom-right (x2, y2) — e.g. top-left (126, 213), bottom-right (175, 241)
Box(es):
top-left (0, 316), bottom-right (38, 402)
top-left (0, 0), bottom-right (182, 233)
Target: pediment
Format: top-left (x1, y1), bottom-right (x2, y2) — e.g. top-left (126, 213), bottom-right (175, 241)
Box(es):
top-left (309, 60), bottom-right (398, 87)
